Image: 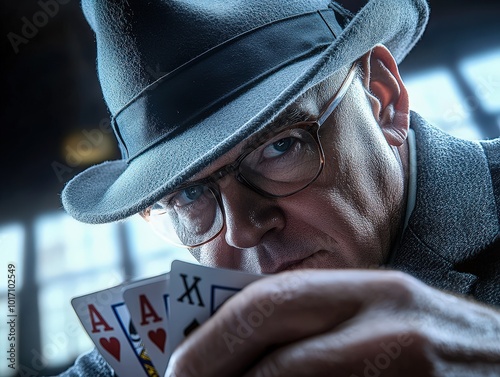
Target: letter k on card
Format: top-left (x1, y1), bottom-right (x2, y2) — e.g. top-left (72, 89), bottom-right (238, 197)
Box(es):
top-left (169, 261), bottom-right (263, 352)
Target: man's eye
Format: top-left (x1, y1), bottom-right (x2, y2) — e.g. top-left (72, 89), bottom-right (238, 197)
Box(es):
top-left (262, 137), bottom-right (294, 158)
top-left (173, 185), bottom-right (204, 206)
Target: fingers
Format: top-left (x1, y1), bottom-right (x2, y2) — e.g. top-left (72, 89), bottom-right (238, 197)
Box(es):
top-left (166, 269), bottom-right (419, 377)
top-left (167, 269), bottom-right (353, 376)
top-left (242, 319), bottom-right (430, 377)
top-left (166, 269), bottom-right (500, 376)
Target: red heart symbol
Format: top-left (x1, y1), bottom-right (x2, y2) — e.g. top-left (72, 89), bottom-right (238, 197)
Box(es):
top-left (148, 328), bottom-right (167, 353)
top-left (99, 337), bottom-right (121, 361)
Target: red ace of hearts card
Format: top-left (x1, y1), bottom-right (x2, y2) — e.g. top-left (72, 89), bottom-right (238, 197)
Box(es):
top-left (72, 284), bottom-right (159, 377)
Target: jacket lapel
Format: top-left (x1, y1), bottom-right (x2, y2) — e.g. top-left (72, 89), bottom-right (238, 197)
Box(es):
top-left (389, 112), bottom-right (500, 298)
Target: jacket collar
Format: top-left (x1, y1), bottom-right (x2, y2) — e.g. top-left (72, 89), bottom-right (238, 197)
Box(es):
top-left (388, 112), bottom-right (499, 292)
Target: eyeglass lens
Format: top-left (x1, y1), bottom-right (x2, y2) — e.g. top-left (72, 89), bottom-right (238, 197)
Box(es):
top-left (148, 126), bottom-right (322, 246)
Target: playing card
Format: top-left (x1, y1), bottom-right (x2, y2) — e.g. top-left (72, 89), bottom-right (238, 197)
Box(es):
top-left (168, 260), bottom-right (263, 352)
top-left (122, 273), bottom-right (171, 375)
top-left (72, 285), bottom-right (159, 377)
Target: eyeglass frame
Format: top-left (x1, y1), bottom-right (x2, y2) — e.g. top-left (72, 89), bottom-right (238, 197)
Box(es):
top-left (141, 61), bottom-right (359, 248)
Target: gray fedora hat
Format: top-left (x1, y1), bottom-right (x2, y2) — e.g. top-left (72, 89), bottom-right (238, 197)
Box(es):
top-left (62, 0), bottom-right (429, 224)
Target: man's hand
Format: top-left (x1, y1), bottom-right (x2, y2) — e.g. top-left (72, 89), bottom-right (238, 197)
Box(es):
top-left (165, 270), bottom-right (500, 376)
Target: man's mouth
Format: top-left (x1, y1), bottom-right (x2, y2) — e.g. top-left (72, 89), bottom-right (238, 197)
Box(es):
top-left (273, 250), bottom-right (329, 273)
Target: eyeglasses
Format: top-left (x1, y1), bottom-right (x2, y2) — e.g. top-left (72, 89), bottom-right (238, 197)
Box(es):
top-left (140, 62), bottom-right (358, 247)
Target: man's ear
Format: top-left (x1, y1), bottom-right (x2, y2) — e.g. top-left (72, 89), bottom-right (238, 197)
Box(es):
top-left (360, 45), bottom-right (410, 147)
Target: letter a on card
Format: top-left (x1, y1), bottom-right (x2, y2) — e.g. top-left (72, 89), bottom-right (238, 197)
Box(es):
top-left (72, 284), bottom-right (159, 377)
top-left (123, 273), bottom-right (172, 375)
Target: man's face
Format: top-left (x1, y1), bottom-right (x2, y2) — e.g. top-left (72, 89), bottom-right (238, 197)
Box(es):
top-left (184, 70), bottom-right (408, 273)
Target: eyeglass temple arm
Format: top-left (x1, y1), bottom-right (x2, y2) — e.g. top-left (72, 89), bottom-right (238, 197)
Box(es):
top-left (317, 62), bottom-right (358, 126)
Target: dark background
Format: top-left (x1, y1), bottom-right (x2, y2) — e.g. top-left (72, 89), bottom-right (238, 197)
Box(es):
top-left (1, 0), bottom-right (499, 375)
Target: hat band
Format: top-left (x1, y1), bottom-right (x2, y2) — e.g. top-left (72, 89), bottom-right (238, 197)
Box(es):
top-left (113, 9), bottom-right (342, 161)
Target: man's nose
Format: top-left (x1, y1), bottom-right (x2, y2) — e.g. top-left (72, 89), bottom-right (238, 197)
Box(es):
top-left (218, 176), bottom-right (285, 249)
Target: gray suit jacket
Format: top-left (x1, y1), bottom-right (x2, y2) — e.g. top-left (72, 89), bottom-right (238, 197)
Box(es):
top-left (390, 112), bottom-right (500, 307)
top-left (59, 113), bottom-right (500, 376)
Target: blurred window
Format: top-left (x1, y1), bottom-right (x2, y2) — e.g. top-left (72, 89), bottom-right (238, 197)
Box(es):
top-left (125, 215), bottom-right (196, 279)
top-left (35, 213), bottom-right (124, 366)
top-left (459, 49), bottom-right (500, 113)
top-left (404, 48), bottom-right (500, 140)
top-left (32, 212), bottom-right (195, 369)
top-left (404, 68), bottom-right (483, 140)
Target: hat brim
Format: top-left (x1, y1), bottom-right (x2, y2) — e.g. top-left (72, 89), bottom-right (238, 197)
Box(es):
top-left (62, 0), bottom-right (429, 224)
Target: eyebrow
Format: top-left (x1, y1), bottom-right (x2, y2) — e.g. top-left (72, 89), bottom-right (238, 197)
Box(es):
top-left (169, 99), bottom-right (315, 194)
top-left (241, 106), bottom-right (313, 151)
